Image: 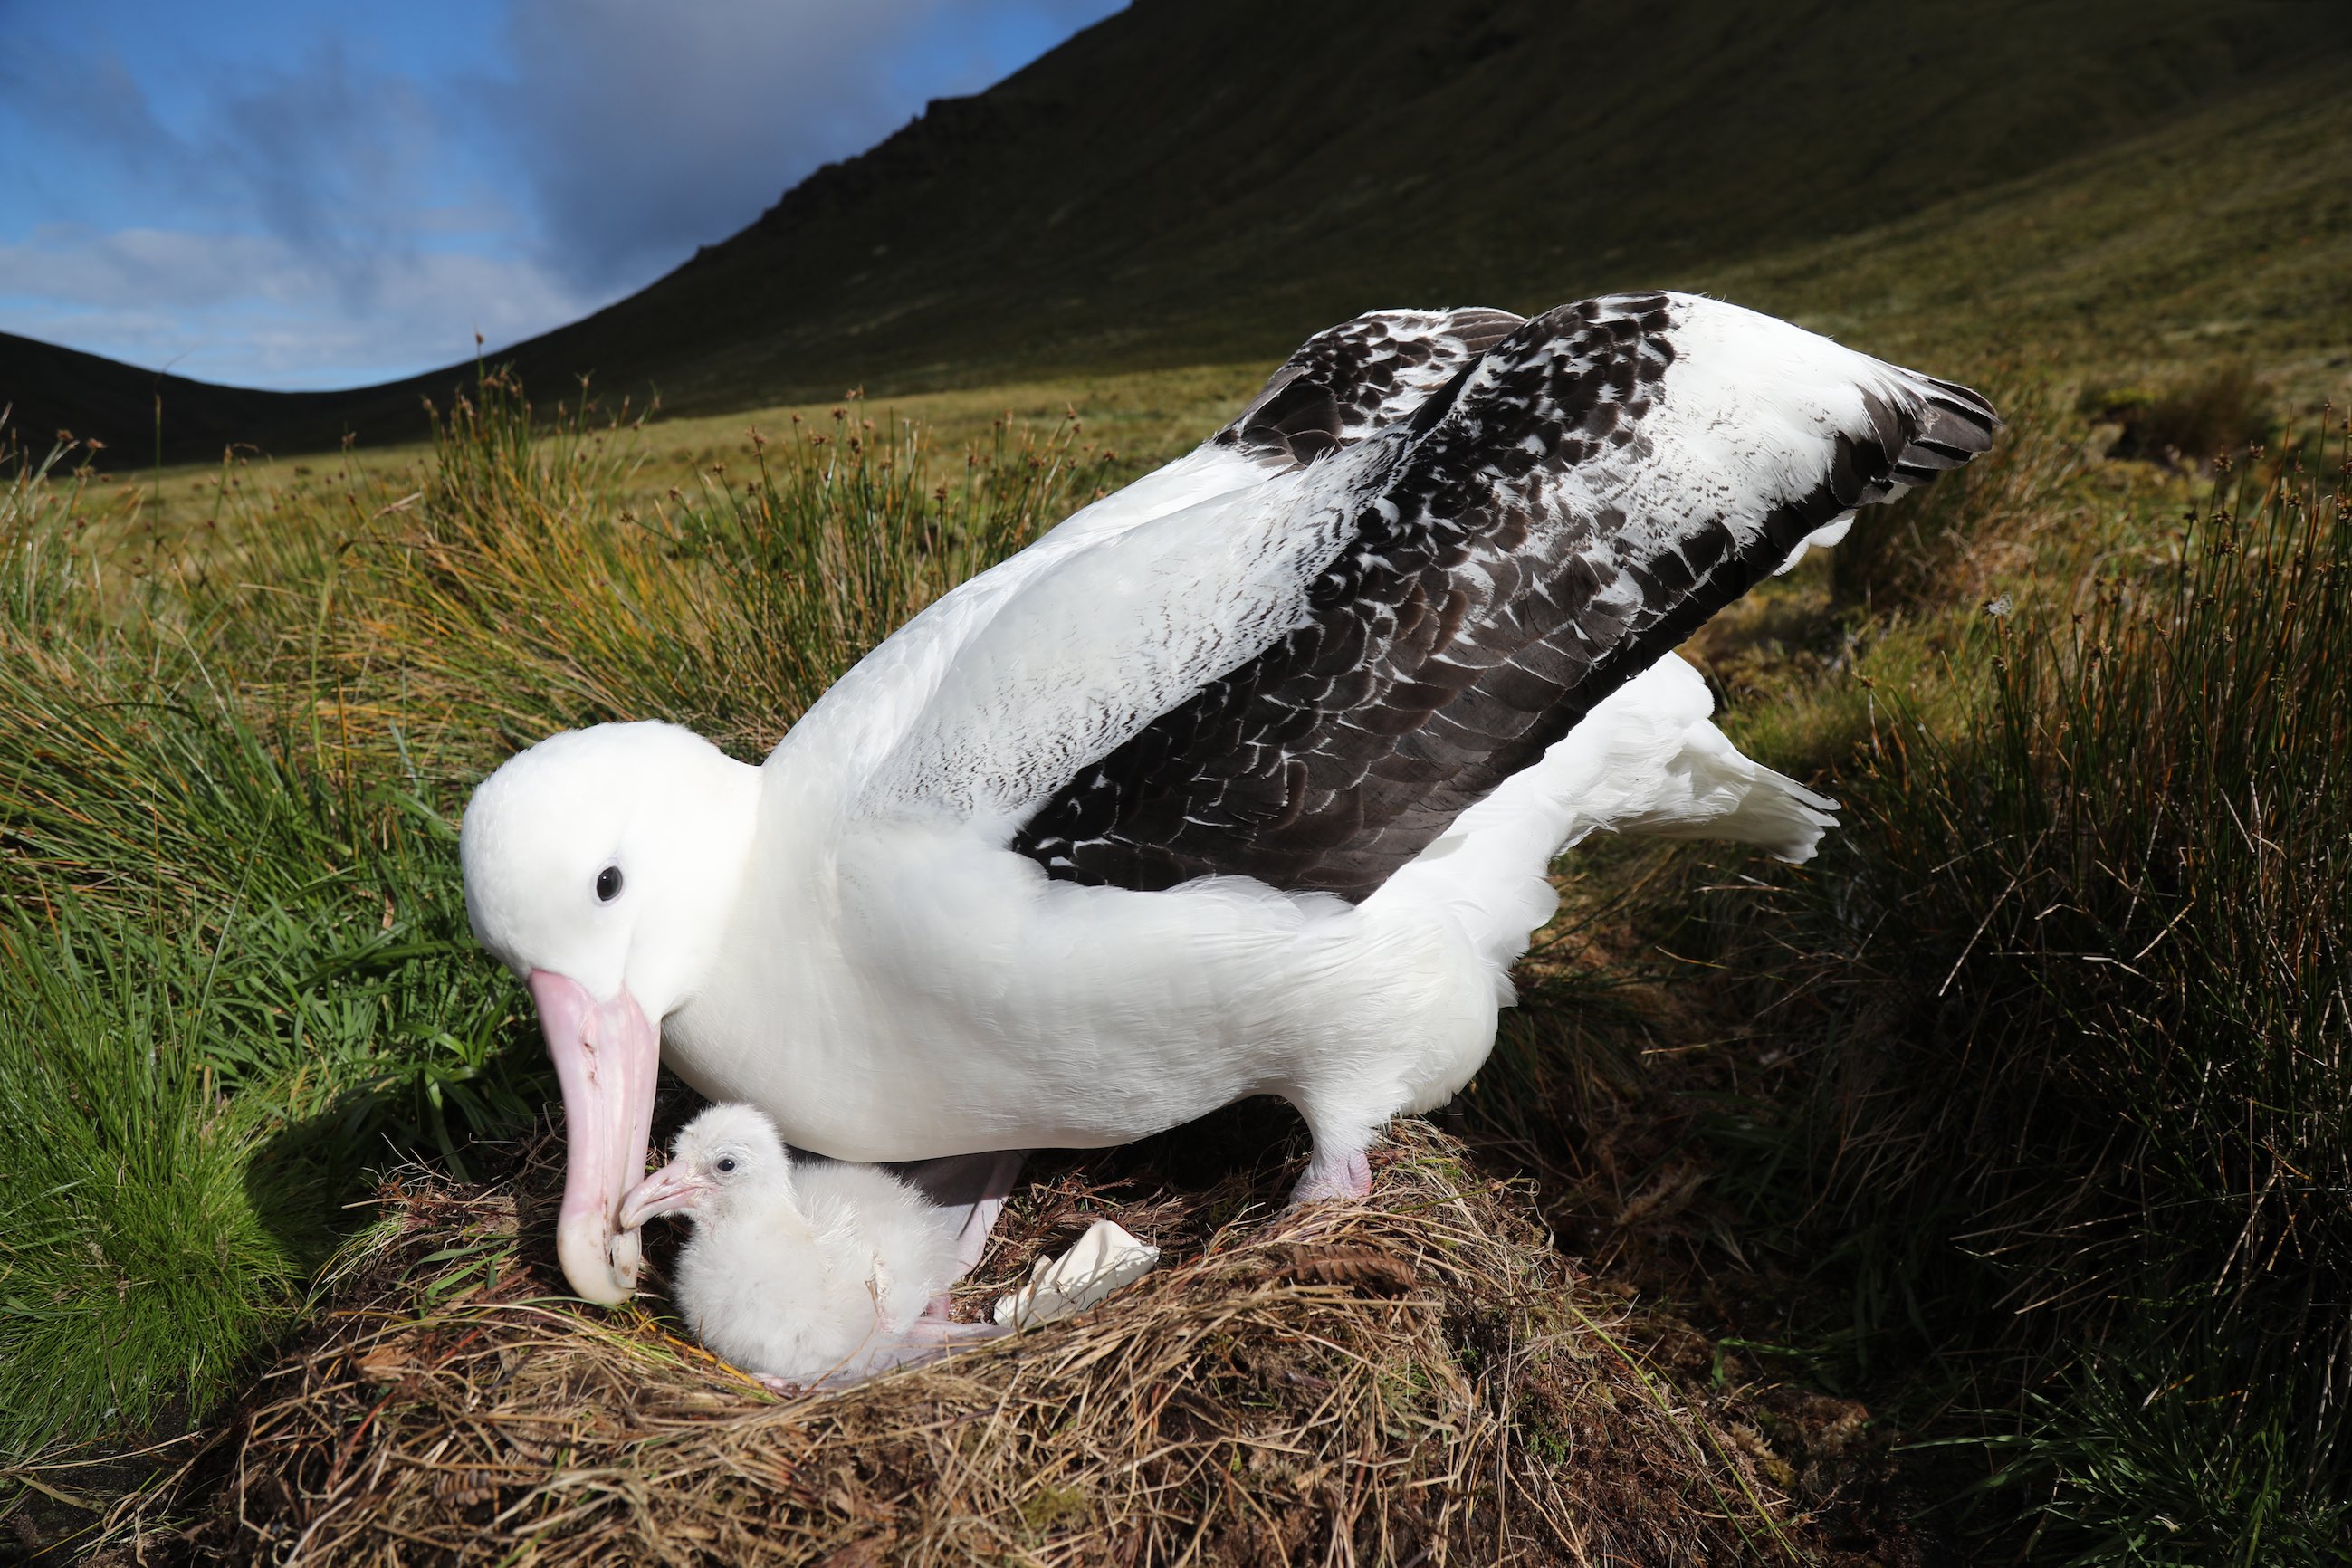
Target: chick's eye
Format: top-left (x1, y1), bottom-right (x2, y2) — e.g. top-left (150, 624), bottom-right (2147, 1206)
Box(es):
top-left (595, 865), bottom-right (623, 903)
top-left (714, 1157), bottom-right (737, 1174)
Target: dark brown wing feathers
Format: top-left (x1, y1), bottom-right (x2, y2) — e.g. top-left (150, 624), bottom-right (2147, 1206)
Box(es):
top-left (1014, 295), bottom-right (1995, 900)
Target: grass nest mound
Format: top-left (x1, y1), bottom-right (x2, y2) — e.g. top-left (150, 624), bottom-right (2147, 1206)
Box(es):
top-left (143, 1114), bottom-right (1823, 1565)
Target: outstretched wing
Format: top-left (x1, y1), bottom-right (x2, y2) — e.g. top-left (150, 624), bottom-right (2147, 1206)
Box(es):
top-left (852, 306), bottom-right (1538, 815)
top-left (1008, 291), bottom-right (1996, 900)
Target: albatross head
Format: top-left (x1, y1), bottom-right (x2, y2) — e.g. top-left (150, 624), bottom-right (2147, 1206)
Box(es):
top-left (460, 721), bottom-right (763, 1305)
top-left (617, 1102), bottom-right (791, 1231)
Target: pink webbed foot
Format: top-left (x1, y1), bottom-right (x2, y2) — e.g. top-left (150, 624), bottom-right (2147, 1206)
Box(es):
top-left (1288, 1146), bottom-right (1373, 1206)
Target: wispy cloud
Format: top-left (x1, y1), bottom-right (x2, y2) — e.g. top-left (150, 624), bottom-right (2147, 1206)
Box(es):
top-left (0, 226), bottom-right (583, 389)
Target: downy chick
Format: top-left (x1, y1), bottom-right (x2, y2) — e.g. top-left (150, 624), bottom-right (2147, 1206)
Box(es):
top-left (618, 1103), bottom-right (1002, 1388)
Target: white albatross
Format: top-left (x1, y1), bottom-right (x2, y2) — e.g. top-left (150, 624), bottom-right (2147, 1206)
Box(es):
top-left (459, 292), bottom-right (1998, 1304)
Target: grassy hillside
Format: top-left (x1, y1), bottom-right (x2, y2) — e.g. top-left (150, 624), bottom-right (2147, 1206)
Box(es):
top-left (1710, 64), bottom-right (2352, 394)
top-left (559, 0), bottom-right (2347, 400)
top-left (6, 0), bottom-right (2347, 463)
top-left (74, 53), bottom-right (2352, 567)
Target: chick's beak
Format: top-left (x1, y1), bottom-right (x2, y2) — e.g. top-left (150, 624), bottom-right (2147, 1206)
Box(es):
top-left (618, 1160), bottom-right (709, 1229)
top-left (529, 969), bottom-right (661, 1305)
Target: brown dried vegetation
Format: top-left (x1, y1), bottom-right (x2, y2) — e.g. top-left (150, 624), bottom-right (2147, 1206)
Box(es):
top-left (88, 1121), bottom-right (1885, 1567)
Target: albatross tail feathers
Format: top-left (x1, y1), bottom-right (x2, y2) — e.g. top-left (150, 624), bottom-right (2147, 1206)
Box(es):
top-left (1564, 654), bottom-right (1840, 865)
top-left (1372, 654), bottom-right (1837, 987)
top-left (1611, 722), bottom-right (1841, 864)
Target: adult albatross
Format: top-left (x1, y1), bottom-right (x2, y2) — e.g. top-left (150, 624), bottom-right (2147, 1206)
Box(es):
top-left (461, 292), bottom-right (1997, 1304)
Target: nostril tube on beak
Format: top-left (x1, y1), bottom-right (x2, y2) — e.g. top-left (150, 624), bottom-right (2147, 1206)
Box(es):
top-left (529, 968), bottom-right (662, 1305)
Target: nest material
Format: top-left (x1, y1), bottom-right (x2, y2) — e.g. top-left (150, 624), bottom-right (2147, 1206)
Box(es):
top-left (156, 1118), bottom-right (1822, 1566)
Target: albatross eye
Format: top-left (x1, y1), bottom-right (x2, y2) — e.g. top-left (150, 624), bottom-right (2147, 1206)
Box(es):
top-left (595, 865), bottom-right (623, 903)
top-left (714, 1156), bottom-right (737, 1174)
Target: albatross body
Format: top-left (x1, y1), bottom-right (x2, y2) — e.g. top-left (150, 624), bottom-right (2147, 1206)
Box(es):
top-left (461, 292), bottom-right (1997, 1303)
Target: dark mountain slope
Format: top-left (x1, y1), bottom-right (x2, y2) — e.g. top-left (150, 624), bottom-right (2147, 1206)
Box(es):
top-left (0, 331), bottom-right (368, 465)
top-left (7, 0), bottom-right (2346, 463)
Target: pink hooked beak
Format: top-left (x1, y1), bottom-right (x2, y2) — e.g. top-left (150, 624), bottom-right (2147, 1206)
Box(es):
top-left (528, 970), bottom-right (662, 1305)
top-left (617, 1159), bottom-right (710, 1230)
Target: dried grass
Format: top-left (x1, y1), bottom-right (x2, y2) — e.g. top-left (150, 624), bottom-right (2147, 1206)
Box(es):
top-left (115, 1118), bottom-right (1838, 1566)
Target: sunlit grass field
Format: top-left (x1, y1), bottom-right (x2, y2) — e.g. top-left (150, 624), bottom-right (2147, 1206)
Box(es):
top-left (4, 332), bottom-right (2347, 1560)
top-left (84, 362), bottom-right (1257, 555)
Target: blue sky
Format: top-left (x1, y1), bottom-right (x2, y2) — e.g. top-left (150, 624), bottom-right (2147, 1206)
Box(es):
top-left (0, 1), bottom-right (1123, 390)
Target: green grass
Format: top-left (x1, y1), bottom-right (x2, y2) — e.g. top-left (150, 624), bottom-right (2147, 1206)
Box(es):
top-left (0, 901), bottom-right (320, 1449)
top-left (0, 456), bottom-right (531, 1448)
top-left (1667, 389), bottom-right (2352, 1561)
top-left (89, 360), bottom-right (1244, 581)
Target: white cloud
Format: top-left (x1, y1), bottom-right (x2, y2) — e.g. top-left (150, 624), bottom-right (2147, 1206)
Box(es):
top-left (0, 226), bottom-right (588, 389)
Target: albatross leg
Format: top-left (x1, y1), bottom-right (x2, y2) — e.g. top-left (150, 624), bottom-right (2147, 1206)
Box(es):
top-left (1290, 1145), bottom-right (1374, 1204)
top-left (895, 1149), bottom-right (1028, 1314)
top-left (1288, 1105), bottom-right (1378, 1205)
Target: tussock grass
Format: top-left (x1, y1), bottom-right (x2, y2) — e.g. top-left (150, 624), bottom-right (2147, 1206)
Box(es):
top-left (359, 371), bottom-right (1098, 763)
top-left (0, 902), bottom-right (323, 1455)
top-left (0, 492), bottom-right (530, 1452)
top-left (1697, 412), bottom-right (2352, 1558)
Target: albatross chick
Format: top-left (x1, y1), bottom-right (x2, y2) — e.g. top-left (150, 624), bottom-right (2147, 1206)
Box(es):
top-left (618, 1103), bottom-right (1003, 1389)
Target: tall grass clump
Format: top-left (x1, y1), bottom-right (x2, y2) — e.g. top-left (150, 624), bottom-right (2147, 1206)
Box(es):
top-left (2, 470), bottom-right (535, 1452)
top-left (1759, 416), bottom-right (2352, 1558)
top-left (0, 902), bottom-right (332, 1450)
top-left (0, 372), bottom-right (1107, 1456)
top-left (365, 371), bottom-right (1103, 764)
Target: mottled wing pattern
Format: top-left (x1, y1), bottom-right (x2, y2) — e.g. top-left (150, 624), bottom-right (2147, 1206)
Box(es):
top-left (855, 308), bottom-right (1530, 822)
top-left (1211, 308), bottom-right (1527, 469)
top-left (1013, 292), bottom-right (1996, 900)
